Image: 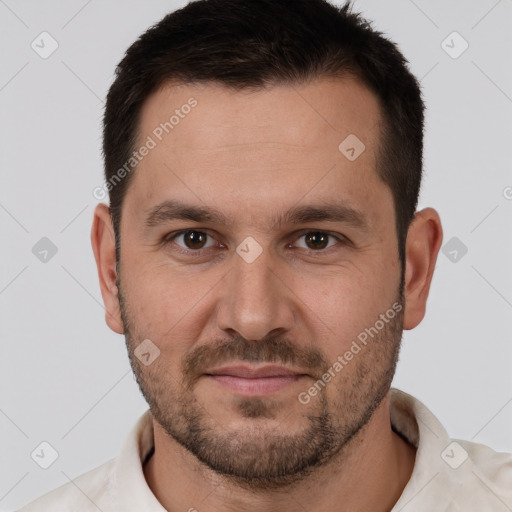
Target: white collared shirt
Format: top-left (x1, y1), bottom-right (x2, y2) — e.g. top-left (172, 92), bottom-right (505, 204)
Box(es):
top-left (16, 388), bottom-right (512, 511)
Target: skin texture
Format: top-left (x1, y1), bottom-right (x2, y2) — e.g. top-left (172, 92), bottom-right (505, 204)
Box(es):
top-left (91, 77), bottom-right (443, 512)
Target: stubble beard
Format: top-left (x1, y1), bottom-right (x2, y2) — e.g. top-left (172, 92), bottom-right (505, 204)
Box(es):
top-left (118, 276), bottom-right (403, 491)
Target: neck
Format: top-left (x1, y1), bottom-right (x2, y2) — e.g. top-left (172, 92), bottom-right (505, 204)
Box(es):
top-left (143, 393), bottom-right (416, 512)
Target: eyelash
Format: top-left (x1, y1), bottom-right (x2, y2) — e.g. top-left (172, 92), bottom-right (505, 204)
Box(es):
top-left (162, 229), bottom-right (348, 256)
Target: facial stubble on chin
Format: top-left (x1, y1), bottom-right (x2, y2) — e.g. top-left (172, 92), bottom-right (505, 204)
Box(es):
top-left (117, 275), bottom-right (404, 491)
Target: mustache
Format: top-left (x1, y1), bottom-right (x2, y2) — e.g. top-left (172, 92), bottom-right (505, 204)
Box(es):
top-left (182, 334), bottom-right (328, 389)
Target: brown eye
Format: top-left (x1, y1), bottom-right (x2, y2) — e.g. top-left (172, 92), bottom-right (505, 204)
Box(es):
top-left (292, 231), bottom-right (341, 251)
top-left (304, 232), bottom-right (329, 250)
top-left (169, 230), bottom-right (216, 251)
top-left (182, 230), bottom-right (208, 249)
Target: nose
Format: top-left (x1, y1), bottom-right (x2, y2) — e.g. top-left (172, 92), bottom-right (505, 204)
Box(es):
top-left (216, 245), bottom-right (296, 341)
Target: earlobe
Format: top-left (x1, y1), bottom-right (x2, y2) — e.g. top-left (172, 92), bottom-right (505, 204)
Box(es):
top-left (402, 208), bottom-right (443, 330)
top-left (91, 203), bottom-right (124, 334)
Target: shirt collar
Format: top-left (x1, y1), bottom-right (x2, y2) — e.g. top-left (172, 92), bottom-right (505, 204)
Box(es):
top-left (114, 408), bottom-right (166, 511)
top-left (111, 388), bottom-right (478, 511)
top-left (390, 388), bottom-right (451, 510)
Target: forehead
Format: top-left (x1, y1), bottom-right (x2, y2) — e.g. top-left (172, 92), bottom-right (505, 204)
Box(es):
top-left (139, 76), bottom-right (380, 151)
top-left (125, 77), bottom-right (390, 230)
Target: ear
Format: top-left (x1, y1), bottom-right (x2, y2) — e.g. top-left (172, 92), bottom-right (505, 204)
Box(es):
top-left (91, 203), bottom-right (124, 334)
top-left (403, 207), bottom-right (443, 330)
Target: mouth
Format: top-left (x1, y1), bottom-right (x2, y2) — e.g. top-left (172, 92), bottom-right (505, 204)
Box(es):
top-left (205, 364), bottom-right (308, 396)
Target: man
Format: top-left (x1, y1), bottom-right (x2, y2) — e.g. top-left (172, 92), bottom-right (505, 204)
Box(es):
top-left (17, 0), bottom-right (512, 510)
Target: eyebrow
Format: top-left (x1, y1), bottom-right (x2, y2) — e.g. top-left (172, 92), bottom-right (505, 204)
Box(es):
top-left (143, 199), bottom-right (368, 232)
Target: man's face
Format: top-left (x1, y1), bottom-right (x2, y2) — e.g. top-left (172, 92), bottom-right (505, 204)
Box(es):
top-left (117, 77), bottom-right (404, 489)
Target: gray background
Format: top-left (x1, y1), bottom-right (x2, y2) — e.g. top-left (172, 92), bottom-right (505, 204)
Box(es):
top-left (1, 0), bottom-right (511, 510)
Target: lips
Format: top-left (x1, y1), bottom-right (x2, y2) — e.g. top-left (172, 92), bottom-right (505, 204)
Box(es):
top-left (205, 365), bottom-right (306, 395)
top-left (205, 365), bottom-right (305, 379)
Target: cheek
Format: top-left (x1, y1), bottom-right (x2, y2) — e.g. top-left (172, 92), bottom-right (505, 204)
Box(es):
top-left (293, 261), bottom-right (398, 355)
top-left (121, 256), bottom-right (218, 347)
